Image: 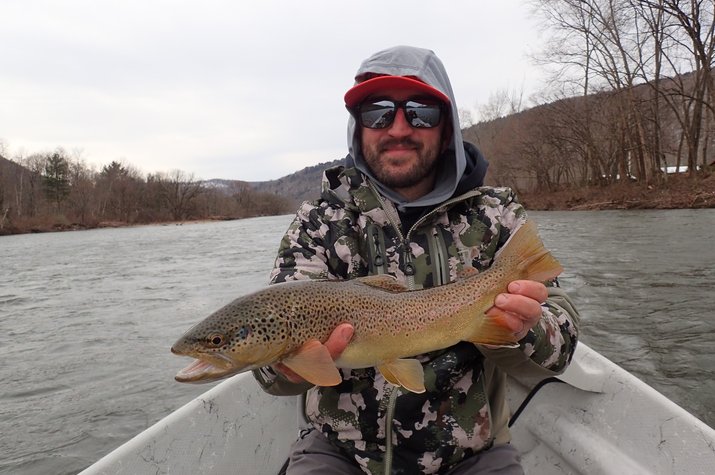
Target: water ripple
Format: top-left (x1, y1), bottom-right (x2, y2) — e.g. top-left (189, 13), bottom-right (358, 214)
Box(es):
top-left (2, 211), bottom-right (714, 473)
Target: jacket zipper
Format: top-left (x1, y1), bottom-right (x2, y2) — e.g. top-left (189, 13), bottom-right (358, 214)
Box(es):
top-left (368, 183), bottom-right (416, 290)
top-left (383, 387), bottom-right (400, 474)
top-left (367, 184), bottom-right (488, 473)
top-left (368, 184), bottom-right (483, 288)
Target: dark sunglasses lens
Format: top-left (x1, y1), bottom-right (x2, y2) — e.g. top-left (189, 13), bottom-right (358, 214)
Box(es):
top-left (360, 100), bottom-right (396, 129)
top-left (359, 100), bottom-right (442, 129)
top-left (404, 101), bottom-right (441, 128)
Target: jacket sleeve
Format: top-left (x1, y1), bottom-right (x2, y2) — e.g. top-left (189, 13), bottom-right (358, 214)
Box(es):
top-left (269, 201), bottom-right (333, 283)
top-left (478, 282), bottom-right (580, 379)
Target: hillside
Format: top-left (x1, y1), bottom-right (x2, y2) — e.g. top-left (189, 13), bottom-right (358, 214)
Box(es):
top-left (248, 156), bottom-right (714, 212)
top-left (520, 171), bottom-right (715, 210)
top-left (250, 159), bottom-right (342, 207)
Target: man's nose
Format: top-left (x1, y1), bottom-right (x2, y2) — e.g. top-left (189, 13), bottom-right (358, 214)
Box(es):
top-left (387, 108), bottom-right (412, 137)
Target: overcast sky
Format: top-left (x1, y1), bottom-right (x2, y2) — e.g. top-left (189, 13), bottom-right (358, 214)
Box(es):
top-left (1, 0), bottom-right (547, 182)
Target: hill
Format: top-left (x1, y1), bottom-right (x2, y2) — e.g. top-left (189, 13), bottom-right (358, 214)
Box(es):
top-left (246, 153), bottom-right (714, 212)
top-left (249, 159), bottom-right (342, 207)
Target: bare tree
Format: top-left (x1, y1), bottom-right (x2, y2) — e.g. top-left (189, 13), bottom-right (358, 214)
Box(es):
top-left (155, 169), bottom-right (204, 221)
top-left (458, 108), bottom-right (474, 129)
top-left (477, 87), bottom-right (526, 122)
top-left (640, 0), bottom-right (715, 173)
top-left (67, 158), bottom-right (96, 225)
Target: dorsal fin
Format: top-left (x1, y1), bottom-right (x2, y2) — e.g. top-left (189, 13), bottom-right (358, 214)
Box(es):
top-left (457, 266), bottom-right (479, 279)
top-left (355, 275), bottom-right (408, 292)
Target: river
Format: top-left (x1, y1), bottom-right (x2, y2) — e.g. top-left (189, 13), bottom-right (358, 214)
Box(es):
top-left (1, 210), bottom-right (713, 474)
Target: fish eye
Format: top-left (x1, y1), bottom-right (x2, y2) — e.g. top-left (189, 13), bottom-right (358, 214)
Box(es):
top-left (207, 333), bottom-right (225, 347)
top-left (236, 326), bottom-right (251, 340)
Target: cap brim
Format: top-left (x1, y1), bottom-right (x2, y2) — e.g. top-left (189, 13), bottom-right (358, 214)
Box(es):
top-left (344, 76), bottom-right (450, 108)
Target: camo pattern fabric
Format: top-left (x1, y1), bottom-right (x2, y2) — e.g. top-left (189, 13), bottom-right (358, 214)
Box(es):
top-left (267, 165), bottom-right (579, 474)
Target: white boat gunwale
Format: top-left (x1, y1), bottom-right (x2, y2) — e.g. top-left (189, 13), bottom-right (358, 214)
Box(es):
top-left (80, 343), bottom-right (715, 475)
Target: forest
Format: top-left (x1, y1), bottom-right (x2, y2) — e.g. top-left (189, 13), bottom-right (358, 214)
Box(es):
top-left (465, 0), bottom-right (715, 193)
top-left (0, 153), bottom-right (294, 235)
top-left (1, 0), bottom-right (714, 235)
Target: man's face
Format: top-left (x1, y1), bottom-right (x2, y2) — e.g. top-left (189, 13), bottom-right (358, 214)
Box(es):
top-left (358, 86), bottom-right (449, 200)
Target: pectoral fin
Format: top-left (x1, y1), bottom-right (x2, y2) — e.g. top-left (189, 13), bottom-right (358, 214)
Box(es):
top-left (281, 340), bottom-right (342, 387)
top-left (377, 359), bottom-right (426, 394)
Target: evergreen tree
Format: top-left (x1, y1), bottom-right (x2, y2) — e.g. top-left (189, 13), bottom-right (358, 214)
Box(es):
top-left (43, 150), bottom-right (71, 212)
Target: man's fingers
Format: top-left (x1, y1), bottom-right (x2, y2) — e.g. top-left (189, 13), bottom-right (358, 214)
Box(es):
top-left (486, 306), bottom-right (524, 334)
top-left (325, 323), bottom-right (354, 360)
top-left (494, 293), bottom-right (542, 320)
top-left (507, 280), bottom-right (548, 303)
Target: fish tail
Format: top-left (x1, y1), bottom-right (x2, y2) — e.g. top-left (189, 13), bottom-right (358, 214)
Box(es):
top-left (465, 220), bottom-right (563, 347)
top-left (499, 220), bottom-right (563, 283)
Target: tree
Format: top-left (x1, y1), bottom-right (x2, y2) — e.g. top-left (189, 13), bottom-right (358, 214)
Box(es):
top-left (477, 87), bottom-right (526, 122)
top-left (96, 161), bottom-right (143, 222)
top-left (639, 0), bottom-right (715, 174)
top-left (155, 170), bottom-right (204, 221)
top-left (42, 149), bottom-right (71, 213)
top-left (458, 108), bottom-right (474, 129)
top-left (67, 158), bottom-right (96, 225)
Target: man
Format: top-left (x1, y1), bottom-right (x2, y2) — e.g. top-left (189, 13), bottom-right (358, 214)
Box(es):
top-left (255, 45), bottom-right (579, 474)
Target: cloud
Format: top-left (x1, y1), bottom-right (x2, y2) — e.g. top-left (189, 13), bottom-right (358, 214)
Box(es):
top-left (0, 0), bottom-right (544, 181)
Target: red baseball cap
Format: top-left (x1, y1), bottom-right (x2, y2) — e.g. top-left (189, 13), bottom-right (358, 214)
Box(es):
top-left (344, 75), bottom-right (450, 108)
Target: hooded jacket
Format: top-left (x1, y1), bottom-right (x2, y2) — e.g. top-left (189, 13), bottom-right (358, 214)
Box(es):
top-left (255, 46), bottom-right (579, 474)
top-left (346, 45), bottom-right (488, 212)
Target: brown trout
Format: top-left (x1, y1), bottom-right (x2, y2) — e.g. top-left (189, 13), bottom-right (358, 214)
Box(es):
top-left (171, 220), bottom-right (562, 393)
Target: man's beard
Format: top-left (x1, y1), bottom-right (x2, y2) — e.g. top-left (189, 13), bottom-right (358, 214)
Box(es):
top-left (362, 138), bottom-right (442, 190)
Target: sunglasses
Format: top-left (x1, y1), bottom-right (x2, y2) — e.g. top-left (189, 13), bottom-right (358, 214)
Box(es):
top-left (352, 98), bottom-right (444, 129)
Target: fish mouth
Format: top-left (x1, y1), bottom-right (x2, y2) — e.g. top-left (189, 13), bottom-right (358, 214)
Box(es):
top-left (172, 347), bottom-right (247, 384)
top-left (174, 357), bottom-right (246, 384)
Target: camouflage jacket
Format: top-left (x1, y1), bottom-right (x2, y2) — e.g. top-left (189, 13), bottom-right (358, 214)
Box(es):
top-left (256, 165), bottom-right (579, 474)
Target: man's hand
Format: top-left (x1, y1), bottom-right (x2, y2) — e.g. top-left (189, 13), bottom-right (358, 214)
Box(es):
top-left (272, 323), bottom-right (354, 384)
top-left (487, 280), bottom-right (548, 340)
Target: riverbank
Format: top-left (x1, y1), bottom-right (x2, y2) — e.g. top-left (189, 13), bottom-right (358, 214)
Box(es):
top-left (520, 172), bottom-right (715, 211)
top-left (2, 174), bottom-right (714, 236)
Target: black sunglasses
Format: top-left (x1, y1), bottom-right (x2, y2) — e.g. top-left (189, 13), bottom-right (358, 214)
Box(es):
top-left (352, 98), bottom-right (444, 129)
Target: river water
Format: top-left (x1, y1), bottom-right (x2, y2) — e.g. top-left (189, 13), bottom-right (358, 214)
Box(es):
top-left (1, 210), bottom-right (714, 474)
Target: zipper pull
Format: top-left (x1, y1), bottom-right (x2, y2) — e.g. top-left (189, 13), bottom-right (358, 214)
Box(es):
top-left (403, 242), bottom-right (415, 276)
top-left (371, 227), bottom-right (384, 268)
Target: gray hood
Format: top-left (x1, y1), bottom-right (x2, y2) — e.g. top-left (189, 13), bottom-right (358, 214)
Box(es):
top-left (345, 45), bottom-right (470, 209)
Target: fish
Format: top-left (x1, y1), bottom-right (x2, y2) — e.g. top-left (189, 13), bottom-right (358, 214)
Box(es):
top-left (171, 219), bottom-right (562, 393)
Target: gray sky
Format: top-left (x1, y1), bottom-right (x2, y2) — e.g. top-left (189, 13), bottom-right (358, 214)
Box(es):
top-left (1, 0), bottom-right (546, 181)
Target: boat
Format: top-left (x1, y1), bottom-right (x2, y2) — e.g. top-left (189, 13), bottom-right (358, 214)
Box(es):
top-left (80, 342), bottom-right (715, 474)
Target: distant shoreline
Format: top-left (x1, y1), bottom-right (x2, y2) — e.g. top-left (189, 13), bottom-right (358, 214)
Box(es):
top-left (2, 174), bottom-right (713, 236)
top-left (520, 172), bottom-right (715, 211)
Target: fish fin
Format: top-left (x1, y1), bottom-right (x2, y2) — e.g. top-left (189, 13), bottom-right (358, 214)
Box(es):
top-left (281, 340), bottom-right (342, 387)
top-left (467, 308), bottom-right (521, 347)
top-left (457, 266), bottom-right (479, 279)
top-left (463, 220), bottom-right (561, 347)
top-left (499, 220), bottom-right (563, 283)
top-left (356, 275), bottom-right (409, 293)
top-left (377, 359), bottom-right (426, 393)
